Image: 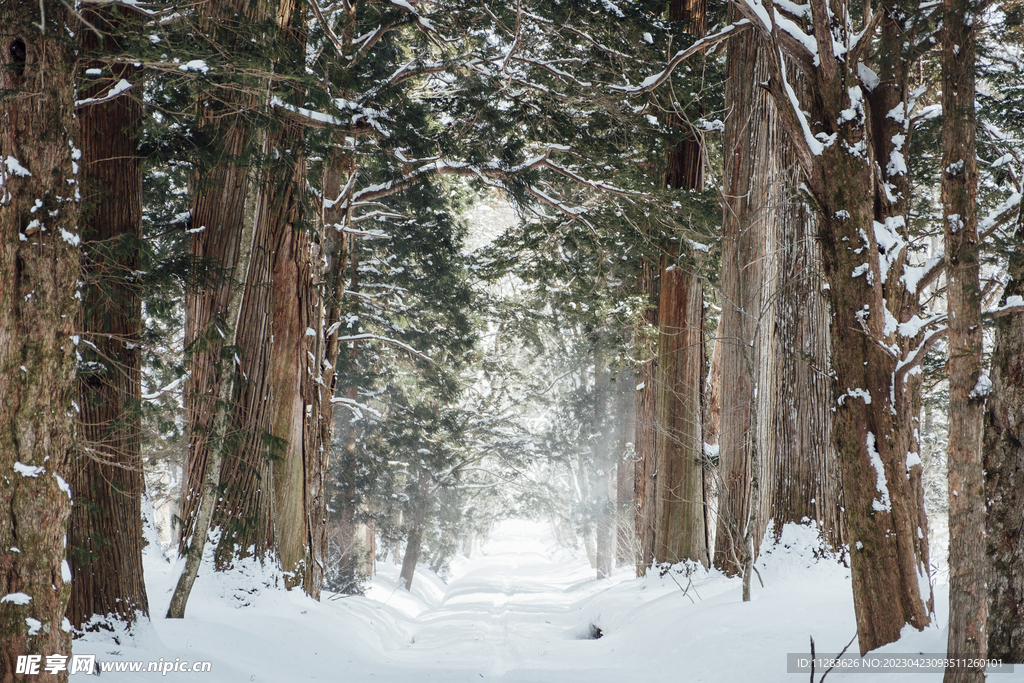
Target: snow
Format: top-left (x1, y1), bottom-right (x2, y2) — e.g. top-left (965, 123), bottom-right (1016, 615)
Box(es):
top-left (4, 156), bottom-right (32, 177)
top-left (906, 450), bottom-right (923, 473)
top-left (900, 254), bottom-right (944, 296)
top-left (54, 473), bottom-right (72, 498)
top-left (178, 60), bottom-right (210, 74)
top-left (14, 462), bottom-right (44, 477)
top-left (857, 63), bottom-right (880, 91)
top-left (874, 217), bottom-right (907, 283)
top-left (60, 227), bottom-right (81, 247)
top-left (866, 433), bottom-right (892, 513)
top-left (70, 519), bottom-right (980, 682)
top-left (1, 592), bottom-right (32, 605)
top-left (969, 373), bottom-right (992, 399)
top-left (75, 79), bottom-right (133, 107)
top-left (838, 388), bottom-right (871, 405)
top-left (778, 47), bottom-right (830, 156)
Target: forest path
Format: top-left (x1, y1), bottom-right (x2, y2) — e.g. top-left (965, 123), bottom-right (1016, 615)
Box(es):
top-left (369, 520), bottom-right (640, 682)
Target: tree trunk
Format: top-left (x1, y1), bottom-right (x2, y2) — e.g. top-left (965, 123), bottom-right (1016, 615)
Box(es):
top-left (714, 19), bottom-right (769, 575)
top-left (178, 0), bottom-right (326, 597)
top-left (179, 0), bottom-right (272, 557)
top-left (67, 7), bottom-right (149, 629)
top-left (0, 4), bottom-right (79, 676)
top-left (756, 157), bottom-right (843, 551)
top-left (984, 249), bottom-right (1024, 663)
top-left (941, 2), bottom-right (985, 678)
top-left (736, 0), bottom-right (934, 652)
top-left (653, 252), bottom-right (707, 566)
top-left (399, 470), bottom-right (431, 591)
top-left (633, 261), bottom-right (659, 575)
top-left (649, 0), bottom-right (709, 569)
top-left (593, 348), bottom-right (614, 579)
top-left (616, 371), bottom-right (636, 565)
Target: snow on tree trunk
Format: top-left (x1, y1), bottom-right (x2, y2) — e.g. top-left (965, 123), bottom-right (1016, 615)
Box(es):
top-left (67, 6), bottom-right (150, 629)
top-left (0, 3), bottom-right (79, 675)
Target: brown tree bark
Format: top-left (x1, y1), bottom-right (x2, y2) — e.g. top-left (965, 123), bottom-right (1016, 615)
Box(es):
top-left (653, 252), bottom-right (707, 566)
top-left (648, 0), bottom-right (709, 569)
top-left (67, 7), bottom-right (149, 629)
top-left (714, 19), bottom-right (769, 575)
top-left (177, 0), bottom-right (328, 598)
top-left (178, 0), bottom-right (272, 557)
top-left (756, 158), bottom-right (844, 552)
top-left (941, 1), bottom-right (986, 678)
top-left (984, 251), bottom-right (1024, 663)
top-left (0, 4), bottom-right (79, 678)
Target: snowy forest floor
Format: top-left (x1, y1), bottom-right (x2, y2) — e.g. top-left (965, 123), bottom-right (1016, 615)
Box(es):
top-left (74, 520), bottom-right (1016, 682)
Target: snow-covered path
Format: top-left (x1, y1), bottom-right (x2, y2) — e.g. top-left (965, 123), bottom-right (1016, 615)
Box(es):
top-left (76, 520), bottom-right (995, 682)
top-left (366, 521), bottom-right (643, 682)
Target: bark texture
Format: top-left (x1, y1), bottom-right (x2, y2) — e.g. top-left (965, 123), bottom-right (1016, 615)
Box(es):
top-left (179, 0), bottom-right (327, 597)
top-left (178, 0), bottom-right (272, 557)
top-left (714, 21), bottom-right (769, 574)
top-left (0, 4), bottom-right (79, 678)
top-left (756, 158), bottom-right (843, 551)
top-left (941, 0), bottom-right (986, 678)
top-left (984, 257), bottom-right (1024, 663)
top-left (634, 261), bottom-right (659, 574)
top-left (647, 0), bottom-right (709, 569)
top-left (67, 9), bottom-right (149, 629)
top-left (653, 253), bottom-right (707, 565)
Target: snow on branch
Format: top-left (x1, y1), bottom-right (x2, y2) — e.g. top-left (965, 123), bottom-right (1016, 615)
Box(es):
top-left (75, 79), bottom-right (134, 108)
top-left (346, 147), bottom-right (619, 230)
top-left (334, 333), bottom-right (437, 364)
top-left (610, 21), bottom-right (750, 95)
top-left (980, 191), bottom-right (1022, 237)
top-left (895, 299), bottom-right (1024, 383)
top-left (330, 396), bottom-right (383, 420)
